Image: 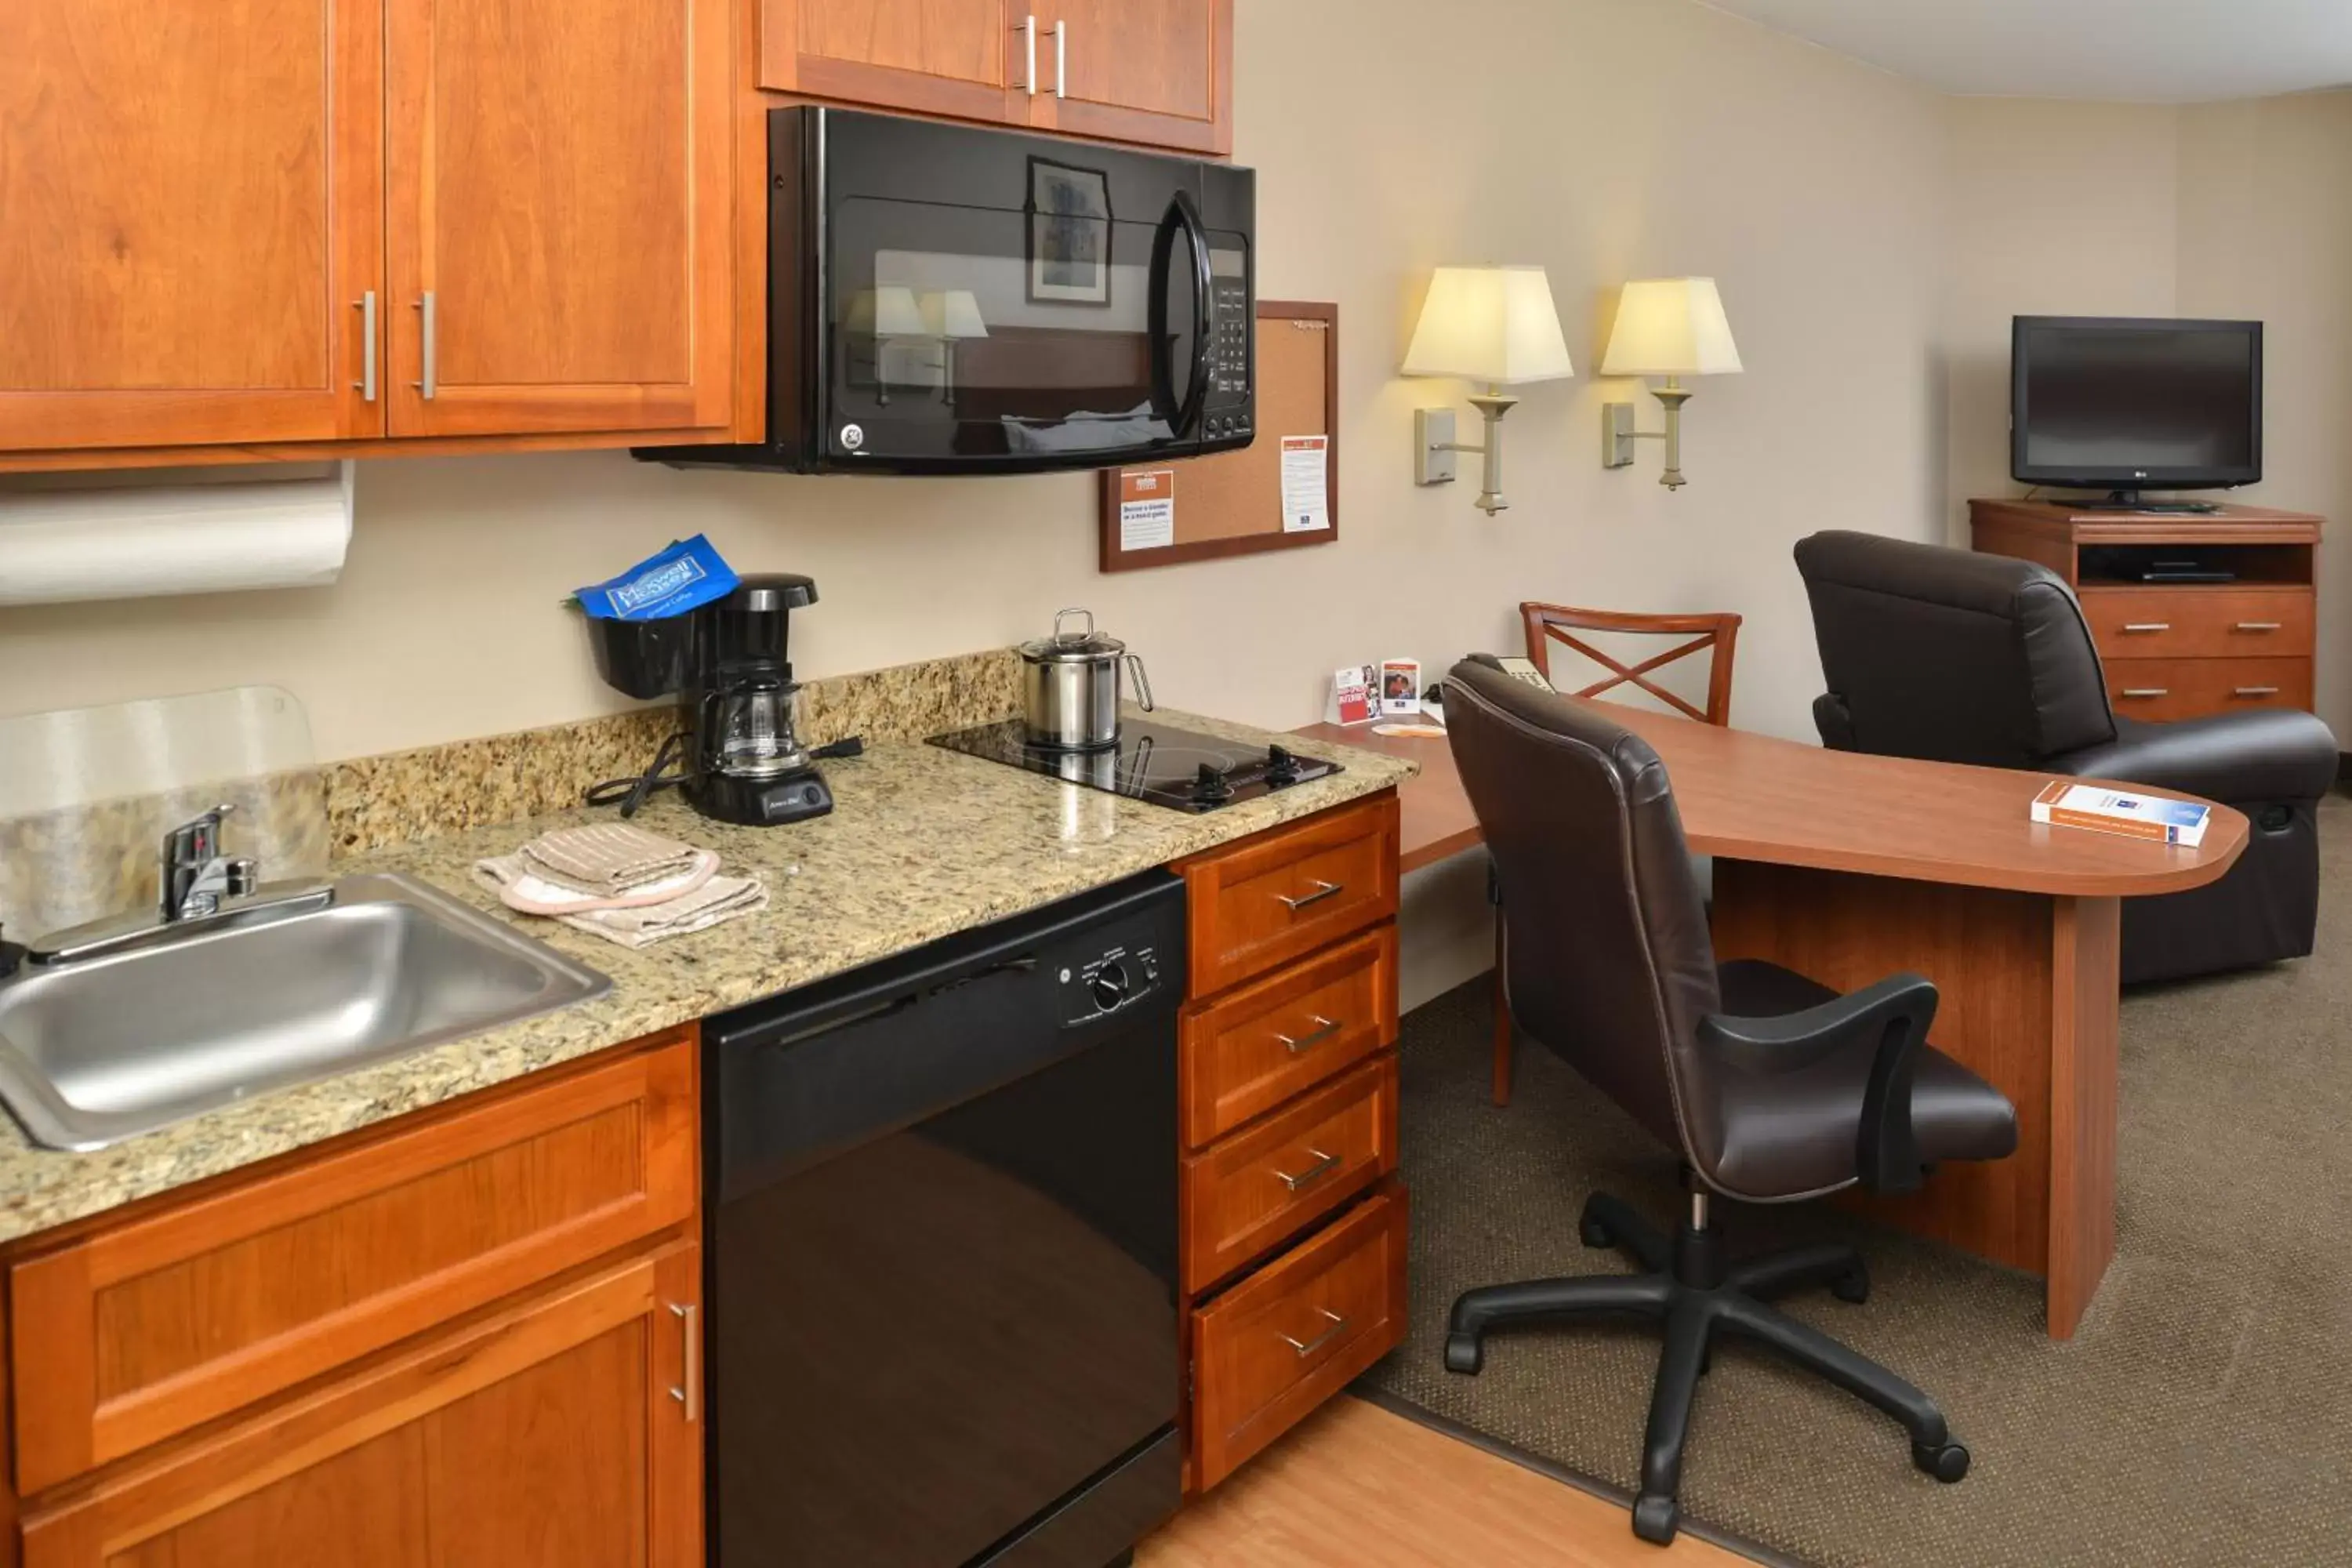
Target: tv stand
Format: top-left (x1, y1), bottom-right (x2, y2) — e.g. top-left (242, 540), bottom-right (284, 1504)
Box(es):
top-left (2071, 490), bottom-right (2224, 515)
top-left (1970, 498), bottom-right (2321, 723)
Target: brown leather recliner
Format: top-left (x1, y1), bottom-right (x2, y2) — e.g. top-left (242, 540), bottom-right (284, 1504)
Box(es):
top-left (1795, 530), bottom-right (2338, 985)
top-left (1439, 659), bottom-right (2019, 1547)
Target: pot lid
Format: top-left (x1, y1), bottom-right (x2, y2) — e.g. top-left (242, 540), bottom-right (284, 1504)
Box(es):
top-left (1020, 607), bottom-right (1127, 662)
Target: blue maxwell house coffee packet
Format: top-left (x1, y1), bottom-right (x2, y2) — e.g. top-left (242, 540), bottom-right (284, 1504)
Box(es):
top-left (574, 535), bottom-right (740, 621)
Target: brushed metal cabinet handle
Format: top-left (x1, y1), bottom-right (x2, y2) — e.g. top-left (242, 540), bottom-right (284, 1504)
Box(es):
top-left (1279, 1308), bottom-right (1348, 1358)
top-left (1277, 880), bottom-right (1342, 912)
top-left (1051, 20), bottom-right (1066, 97)
top-left (354, 292), bottom-right (377, 401)
top-left (669, 1302), bottom-right (700, 1422)
top-left (2119, 688), bottom-right (2169, 699)
top-left (414, 291), bottom-right (437, 400)
top-left (2234, 685), bottom-right (2281, 698)
top-left (1276, 1016), bottom-right (1341, 1054)
top-left (2119, 622), bottom-right (2169, 633)
top-left (1016, 14), bottom-right (1036, 94)
top-left (1274, 1148), bottom-right (1340, 1192)
top-left (2236, 621), bottom-right (2283, 632)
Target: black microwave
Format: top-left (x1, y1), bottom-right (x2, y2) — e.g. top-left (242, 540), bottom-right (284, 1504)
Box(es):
top-left (641, 108), bottom-right (1255, 475)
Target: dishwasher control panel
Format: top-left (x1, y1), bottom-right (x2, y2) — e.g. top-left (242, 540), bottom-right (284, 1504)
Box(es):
top-left (1058, 942), bottom-right (1166, 1026)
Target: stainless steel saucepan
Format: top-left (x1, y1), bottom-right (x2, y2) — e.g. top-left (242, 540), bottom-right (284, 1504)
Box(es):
top-left (1019, 608), bottom-right (1153, 750)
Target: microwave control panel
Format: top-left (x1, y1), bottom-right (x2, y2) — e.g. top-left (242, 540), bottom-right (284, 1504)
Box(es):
top-left (1202, 242), bottom-right (1254, 448)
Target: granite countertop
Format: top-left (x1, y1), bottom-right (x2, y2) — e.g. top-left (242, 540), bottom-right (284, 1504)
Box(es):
top-left (0, 710), bottom-right (1414, 1244)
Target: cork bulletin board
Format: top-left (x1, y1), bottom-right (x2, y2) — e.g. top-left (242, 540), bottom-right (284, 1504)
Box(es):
top-left (1098, 299), bottom-right (1338, 572)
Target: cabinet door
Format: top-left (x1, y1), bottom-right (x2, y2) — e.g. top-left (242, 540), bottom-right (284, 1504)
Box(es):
top-left (385, 0), bottom-right (731, 437)
top-left (0, 0), bottom-right (384, 452)
top-left (1042, 0), bottom-right (1230, 154)
top-left (22, 1243), bottom-right (702, 1568)
top-left (763, 0), bottom-right (1032, 122)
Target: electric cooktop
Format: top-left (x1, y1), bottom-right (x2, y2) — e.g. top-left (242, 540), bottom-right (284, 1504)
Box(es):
top-left (927, 717), bottom-right (1341, 813)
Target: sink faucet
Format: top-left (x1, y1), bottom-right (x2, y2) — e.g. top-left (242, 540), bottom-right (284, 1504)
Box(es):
top-left (12, 804), bottom-right (328, 971)
top-left (161, 805), bottom-right (260, 922)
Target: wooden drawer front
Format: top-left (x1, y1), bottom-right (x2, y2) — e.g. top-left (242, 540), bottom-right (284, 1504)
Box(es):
top-left (1190, 1183), bottom-right (1407, 1490)
top-left (2106, 656), bottom-right (2313, 723)
top-left (10, 1030), bottom-right (697, 1494)
top-left (1181, 924), bottom-right (1398, 1149)
top-left (1180, 794), bottom-right (1400, 997)
top-left (2082, 588), bottom-right (2314, 660)
top-left (22, 1240), bottom-right (702, 1568)
top-left (1182, 1055), bottom-right (1397, 1294)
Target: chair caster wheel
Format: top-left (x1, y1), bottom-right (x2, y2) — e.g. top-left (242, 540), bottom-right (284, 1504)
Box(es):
top-left (1912, 1440), bottom-right (1969, 1483)
top-left (1831, 1264), bottom-right (1871, 1305)
top-left (1443, 1334), bottom-right (1484, 1375)
top-left (1577, 1197), bottom-right (1613, 1250)
top-left (1632, 1493), bottom-right (1680, 1544)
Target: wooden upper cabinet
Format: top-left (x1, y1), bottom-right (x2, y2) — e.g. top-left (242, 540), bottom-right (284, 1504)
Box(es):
top-left (21, 1242), bottom-right (704, 1568)
top-left (1040, 0), bottom-right (1231, 155)
top-left (762, 0), bottom-right (1029, 122)
top-left (0, 0), bottom-right (385, 452)
top-left (385, 0), bottom-right (731, 437)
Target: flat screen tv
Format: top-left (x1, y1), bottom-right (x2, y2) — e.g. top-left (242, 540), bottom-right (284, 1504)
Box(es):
top-left (2011, 316), bottom-right (2263, 504)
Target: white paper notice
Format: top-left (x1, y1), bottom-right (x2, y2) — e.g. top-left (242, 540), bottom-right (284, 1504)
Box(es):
top-left (1118, 469), bottom-right (1176, 551)
top-left (1279, 436), bottom-right (1330, 533)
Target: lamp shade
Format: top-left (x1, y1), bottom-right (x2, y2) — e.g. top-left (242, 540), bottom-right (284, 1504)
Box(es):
top-left (845, 286), bottom-right (924, 336)
top-left (1599, 278), bottom-right (1742, 377)
top-left (1401, 265), bottom-right (1574, 385)
top-left (920, 289), bottom-right (989, 339)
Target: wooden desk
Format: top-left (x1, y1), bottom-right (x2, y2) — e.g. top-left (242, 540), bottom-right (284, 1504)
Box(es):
top-left (1296, 710), bottom-right (2249, 1338)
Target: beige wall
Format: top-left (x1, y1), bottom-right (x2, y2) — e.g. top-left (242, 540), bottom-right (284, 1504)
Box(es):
top-left (0, 0), bottom-right (1952, 769)
top-left (2177, 91), bottom-right (2352, 737)
top-left (1940, 100), bottom-right (2180, 540)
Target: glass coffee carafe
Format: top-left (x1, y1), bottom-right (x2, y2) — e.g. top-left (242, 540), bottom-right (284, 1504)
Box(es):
top-left (710, 676), bottom-right (806, 779)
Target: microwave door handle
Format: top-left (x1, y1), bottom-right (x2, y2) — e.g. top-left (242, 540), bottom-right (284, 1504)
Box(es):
top-left (1170, 191), bottom-right (1214, 438)
top-left (1147, 201), bottom-right (1182, 425)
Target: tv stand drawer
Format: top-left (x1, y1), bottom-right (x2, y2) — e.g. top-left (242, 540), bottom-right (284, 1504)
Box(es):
top-left (2080, 587), bottom-right (2313, 661)
top-left (2104, 656), bottom-right (2312, 722)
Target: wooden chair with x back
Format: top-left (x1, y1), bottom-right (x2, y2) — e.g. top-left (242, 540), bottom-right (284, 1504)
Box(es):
top-left (1490, 603), bottom-right (1744, 1105)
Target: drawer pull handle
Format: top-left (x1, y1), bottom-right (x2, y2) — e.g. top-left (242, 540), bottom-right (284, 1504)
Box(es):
top-left (2234, 685), bottom-right (2281, 698)
top-left (1275, 1147), bottom-right (1340, 1192)
top-left (2236, 621), bottom-right (2284, 632)
top-left (2120, 622), bottom-right (2171, 633)
top-left (1279, 1308), bottom-right (1349, 1359)
top-left (669, 1302), bottom-right (701, 1423)
top-left (1278, 880), bottom-right (1343, 912)
top-left (2119, 688), bottom-right (2169, 699)
top-left (1277, 1017), bottom-right (1341, 1054)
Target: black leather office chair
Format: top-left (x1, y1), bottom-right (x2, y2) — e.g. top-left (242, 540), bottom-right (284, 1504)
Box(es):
top-left (1795, 530), bottom-right (2338, 984)
top-left (1439, 659), bottom-right (2020, 1546)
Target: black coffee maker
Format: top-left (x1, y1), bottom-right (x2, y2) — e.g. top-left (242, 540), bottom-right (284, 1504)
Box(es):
top-left (588, 574), bottom-right (836, 826)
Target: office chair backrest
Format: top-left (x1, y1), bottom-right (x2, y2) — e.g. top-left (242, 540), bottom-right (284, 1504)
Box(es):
top-left (1443, 659), bottom-right (1724, 1169)
top-left (1795, 530), bottom-right (2115, 768)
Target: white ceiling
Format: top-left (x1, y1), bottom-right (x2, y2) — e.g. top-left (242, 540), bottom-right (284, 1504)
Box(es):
top-left (1696, 0), bottom-right (2352, 103)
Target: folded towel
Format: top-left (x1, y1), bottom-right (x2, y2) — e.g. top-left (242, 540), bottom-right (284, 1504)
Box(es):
top-left (476, 848), bottom-right (721, 916)
top-left (476, 854), bottom-right (766, 949)
top-left (552, 872), bottom-right (768, 950)
top-left (518, 823), bottom-right (702, 895)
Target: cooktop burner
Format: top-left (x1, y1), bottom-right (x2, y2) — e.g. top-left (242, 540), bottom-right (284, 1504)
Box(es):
top-left (927, 717), bottom-right (1341, 812)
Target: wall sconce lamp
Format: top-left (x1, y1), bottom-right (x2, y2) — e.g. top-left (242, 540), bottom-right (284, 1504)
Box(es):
top-left (1403, 265), bottom-right (1574, 515)
top-left (1600, 277), bottom-right (1742, 489)
top-left (918, 289), bottom-right (989, 408)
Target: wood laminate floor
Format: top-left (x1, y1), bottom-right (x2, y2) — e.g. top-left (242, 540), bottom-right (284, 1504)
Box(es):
top-left (1138, 1398), bottom-right (1748, 1567)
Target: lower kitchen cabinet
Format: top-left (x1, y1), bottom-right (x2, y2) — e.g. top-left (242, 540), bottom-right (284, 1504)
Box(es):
top-left (20, 1241), bottom-right (703, 1567)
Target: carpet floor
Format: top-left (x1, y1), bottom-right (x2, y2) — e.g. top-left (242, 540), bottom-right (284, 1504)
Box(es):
top-left (1359, 797), bottom-right (2352, 1567)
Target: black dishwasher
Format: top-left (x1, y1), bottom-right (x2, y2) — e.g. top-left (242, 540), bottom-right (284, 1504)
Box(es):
top-left (705, 869), bottom-right (1185, 1568)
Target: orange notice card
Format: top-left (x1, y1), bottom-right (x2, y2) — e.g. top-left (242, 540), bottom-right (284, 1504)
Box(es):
top-left (2030, 781), bottom-right (2210, 846)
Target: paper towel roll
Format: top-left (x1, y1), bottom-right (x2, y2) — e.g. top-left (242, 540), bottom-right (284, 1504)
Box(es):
top-left (0, 466), bottom-right (352, 605)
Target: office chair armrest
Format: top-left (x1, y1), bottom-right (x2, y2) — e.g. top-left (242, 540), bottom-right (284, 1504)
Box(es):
top-left (1697, 972), bottom-right (1940, 1195)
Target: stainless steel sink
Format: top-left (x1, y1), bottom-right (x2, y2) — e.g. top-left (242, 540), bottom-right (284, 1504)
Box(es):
top-left (0, 873), bottom-right (611, 1151)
